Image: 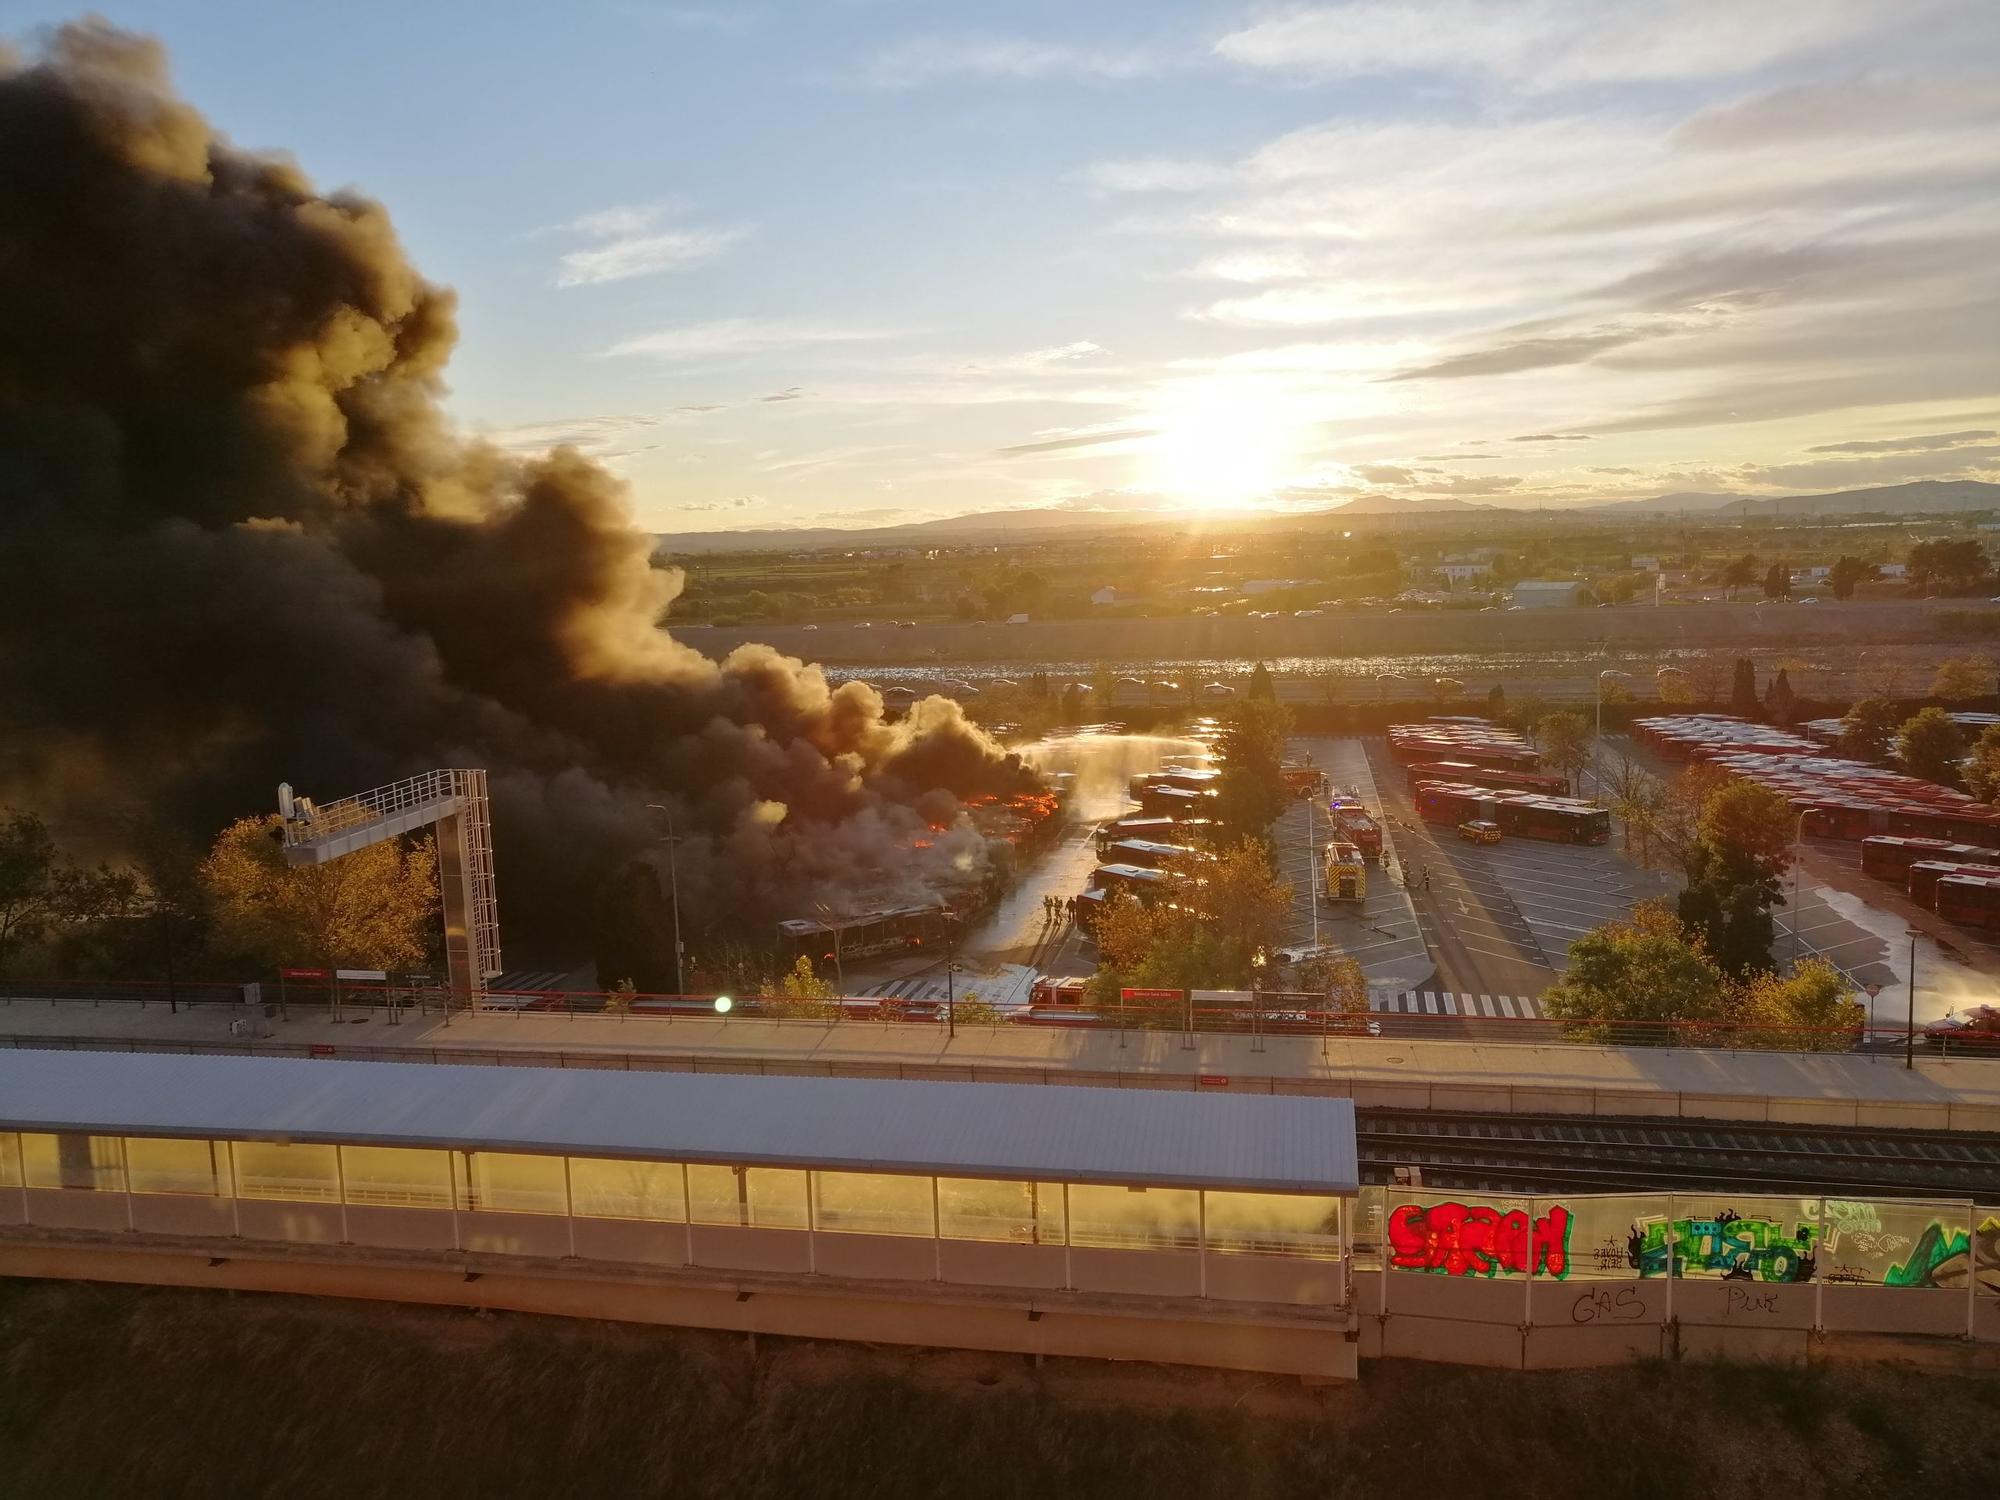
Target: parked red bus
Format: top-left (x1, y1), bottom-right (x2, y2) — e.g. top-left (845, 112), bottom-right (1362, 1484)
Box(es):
top-left (1935, 873), bottom-right (2000, 932)
top-left (1404, 759), bottom-right (1568, 797)
top-left (1414, 782), bottom-right (1610, 845)
top-left (1908, 861), bottom-right (2000, 909)
top-left (1861, 835), bottom-right (2000, 882)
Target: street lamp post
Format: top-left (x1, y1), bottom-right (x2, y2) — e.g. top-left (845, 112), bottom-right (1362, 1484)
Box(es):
top-left (943, 913), bottom-right (959, 1039)
top-left (643, 804), bottom-right (685, 996)
top-left (812, 901), bottom-right (846, 994)
top-left (1905, 928), bottom-right (1921, 1070)
top-left (1789, 806), bottom-right (1812, 965)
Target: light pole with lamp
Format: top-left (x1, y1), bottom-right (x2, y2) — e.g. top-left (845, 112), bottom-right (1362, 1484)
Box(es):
top-left (811, 900), bottom-right (847, 994)
top-left (1787, 805), bottom-right (1813, 964)
top-left (643, 804), bottom-right (686, 996)
top-left (1250, 950), bottom-right (1268, 1053)
top-left (1904, 928), bottom-right (1921, 1070)
top-left (1593, 669), bottom-right (1633, 797)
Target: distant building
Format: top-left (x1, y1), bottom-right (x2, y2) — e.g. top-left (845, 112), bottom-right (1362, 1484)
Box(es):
top-left (1879, 563), bottom-right (1907, 578)
top-left (1242, 578), bottom-right (1323, 596)
top-left (1435, 562), bottom-right (1492, 586)
top-left (1630, 555), bottom-right (1660, 571)
top-left (1511, 580), bottom-right (1586, 608)
top-left (1090, 586), bottom-right (1122, 606)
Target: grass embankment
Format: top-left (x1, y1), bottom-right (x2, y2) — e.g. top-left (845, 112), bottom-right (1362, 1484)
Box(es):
top-left (1, 1280), bottom-right (1995, 1499)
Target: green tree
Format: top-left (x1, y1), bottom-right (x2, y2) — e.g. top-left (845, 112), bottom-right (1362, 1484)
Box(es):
top-left (1485, 683), bottom-right (1507, 717)
top-left (758, 955), bottom-right (840, 1019)
top-left (0, 809), bottom-right (143, 974)
top-left (1213, 698), bottom-right (1295, 839)
top-left (1730, 657), bottom-right (1760, 717)
top-left (1764, 666), bottom-right (1797, 726)
top-left (1735, 959), bottom-right (1863, 1051)
top-left (200, 815), bottom-right (438, 973)
top-left (1542, 902), bottom-right (1731, 1043)
top-left (1931, 653), bottom-right (1995, 703)
top-left (1966, 725), bottom-right (2000, 803)
top-left (592, 860), bottom-right (677, 993)
top-left (949, 992), bottom-right (1000, 1026)
top-left (1675, 780), bottom-right (1795, 978)
top-left (1090, 839), bottom-right (1294, 1001)
top-left (1723, 554), bottom-right (1759, 595)
top-left (1246, 661), bottom-right (1277, 702)
top-left (1293, 951), bottom-right (1368, 1022)
top-left (1908, 538), bottom-right (1988, 591)
top-left (1827, 556), bottom-right (1877, 600)
top-left (1762, 562), bottom-right (1789, 599)
top-left (1534, 710), bottom-right (1593, 795)
top-left (1897, 707), bottom-right (1965, 786)
top-left (1838, 698), bottom-right (1900, 762)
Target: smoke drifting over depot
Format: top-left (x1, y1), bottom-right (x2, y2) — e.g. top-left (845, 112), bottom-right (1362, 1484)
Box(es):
top-left (0, 21), bottom-right (1029, 953)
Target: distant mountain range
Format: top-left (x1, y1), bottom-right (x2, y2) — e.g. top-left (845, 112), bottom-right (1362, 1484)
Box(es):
top-left (657, 479), bottom-right (2000, 555)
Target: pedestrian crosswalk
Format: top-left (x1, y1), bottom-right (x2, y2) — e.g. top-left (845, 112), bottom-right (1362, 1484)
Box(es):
top-left (865, 976), bottom-right (950, 1002)
top-left (1365, 989), bottom-right (1549, 1020)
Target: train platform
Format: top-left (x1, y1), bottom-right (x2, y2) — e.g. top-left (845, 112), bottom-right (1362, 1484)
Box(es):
top-left (3, 993), bottom-right (1997, 1134)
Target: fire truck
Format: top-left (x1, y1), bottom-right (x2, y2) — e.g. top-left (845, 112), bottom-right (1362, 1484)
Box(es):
top-left (1322, 840), bottom-right (1367, 904)
top-left (1327, 792), bottom-right (1383, 859)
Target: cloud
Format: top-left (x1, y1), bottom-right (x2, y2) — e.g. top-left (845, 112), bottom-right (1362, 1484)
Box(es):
top-left (548, 203), bottom-right (744, 287)
top-left (760, 387), bottom-right (807, 402)
top-left (1390, 327), bottom-right (1675, 381)
top-left (1419, 474), bottom-right (1524, 495)
top-left (858, 34), bottom-right (1164, 88)
top-left (1087, 158), bottom-right (1235, 193)
top-left (1673, 75), bottom-right (2000, 151)
top-left (1736, 445), bottom-right (2000, 491)
top-left (480, 414), bottom-right (660, 456)
top-left (994, 426), bottom-right (1156, 457)
top-left (1512, 433), bottom-right (1592, 442)
top-left (557, 227), bottom-right (743, 287)
top-left (679, 496), bottom-right (760, 513)
top-left (1213, 1), bottom-right (1977, 90)
top-left (605, 318), bottom-right (907, 360)
top-left (1807, 429), bottom-right (1996, 454)
top-left (1353, 464), bottom-right (1418, 485)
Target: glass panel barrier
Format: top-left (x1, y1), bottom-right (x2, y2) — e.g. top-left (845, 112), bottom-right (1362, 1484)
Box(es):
top-left (1819, 1197), bottom-right (1975, 1288)
top-left (936, 1177), bottom-right (1065, 1245)
top-left (465, 1152), bottom-right (568, 1216)
top-left (568, 1157), bottom-right (685, 1222)
top-left (125, 1137), bottom-right (224, 1196)
top-left (687, 1165), bottom-right (809, 1229)
top-left (0, 1132), bottom-right (23, 1189)
top-left (231, 1141), bottom-right (340, 1203)
top-left (812, 1171), bottom-right (934, 1237)
top-left (1068, 1184), bottom-right (1199, 1251)
top-left (1978, 1207), bottom-right (1998, 1299)
top-left (339, 1145), bottom-right (452, 1209)
top-left (1383, 1189), bottom-right (1539, 1277)
top-left (1630, 1194), bottom-right (1818, 1282)
top-left (1202, 1191), bottom-right (1341, 1259)
top-left (20, 1132), bottom-right (124, 1192)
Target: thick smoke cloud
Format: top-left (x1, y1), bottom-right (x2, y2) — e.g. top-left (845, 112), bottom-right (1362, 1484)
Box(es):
top-left (0, 22), bottom-right (1030, 959)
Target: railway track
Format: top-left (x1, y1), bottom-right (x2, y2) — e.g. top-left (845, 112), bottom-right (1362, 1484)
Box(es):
top-left (1359, 1110), bottom-right (2000, 1199)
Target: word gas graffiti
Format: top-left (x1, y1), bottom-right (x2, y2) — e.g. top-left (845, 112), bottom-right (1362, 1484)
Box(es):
top-left (1571, 1286), bottom-right (1646, 1324)
top-left (1387, 1201), bottom-right (1573, 1279)
top-left (1627, 1209), bottom-right (1816, 1283)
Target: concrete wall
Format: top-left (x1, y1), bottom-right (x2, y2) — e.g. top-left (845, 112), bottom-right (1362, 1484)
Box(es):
top-left (0, 1238), bottom-right (1356, 1382)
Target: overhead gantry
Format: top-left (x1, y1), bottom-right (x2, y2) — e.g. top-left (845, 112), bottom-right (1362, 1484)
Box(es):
top-left (277, 769), bottom-right (501, 1001)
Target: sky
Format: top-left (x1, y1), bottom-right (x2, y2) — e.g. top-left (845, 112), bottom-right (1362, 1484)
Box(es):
top-left (8, 1), bottom-right (2000, 531)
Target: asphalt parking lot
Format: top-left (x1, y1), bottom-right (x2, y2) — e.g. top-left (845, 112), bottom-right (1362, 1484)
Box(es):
top-left (1364, 738), bottom-right (1675, 998)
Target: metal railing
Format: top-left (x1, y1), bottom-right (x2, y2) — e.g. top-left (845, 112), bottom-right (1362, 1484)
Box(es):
top-left (280, 768), bottom-right (461, 848)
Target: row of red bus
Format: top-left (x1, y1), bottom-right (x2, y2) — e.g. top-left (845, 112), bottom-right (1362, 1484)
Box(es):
top-left (1412, 782), bottom-right (1611, 845)
top-left (1858, 835), bottom-right (2000, 931)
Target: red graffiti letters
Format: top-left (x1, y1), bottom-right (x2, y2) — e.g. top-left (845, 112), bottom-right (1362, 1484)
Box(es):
top-left (1387, 1201), bottom-right (1574, 1278)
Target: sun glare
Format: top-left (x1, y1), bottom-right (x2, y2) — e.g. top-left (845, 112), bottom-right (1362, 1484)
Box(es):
top-left (1143, 378), bottom-right (1297, 509)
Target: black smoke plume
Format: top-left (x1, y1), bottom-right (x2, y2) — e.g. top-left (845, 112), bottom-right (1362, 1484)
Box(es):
top-left (0, 21), bottom-right (1030, 963)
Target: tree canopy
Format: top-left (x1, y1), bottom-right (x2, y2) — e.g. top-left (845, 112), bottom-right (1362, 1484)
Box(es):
top-left (200, 816), bottom-right (438, 973)
top-left (1212, 698), bottom-right (1294, 839)
top-left (1896, 707), bottom-right (1965, 786)
top-left (1827, 556), bottom-right (1877, 600)
top-left (1246, 662), bottom-right (1276, 702)
top-left (1764, 666), bottom-right (1797, 726)
top-left (0, 809), bottom-right (143, 975)
top-left (1965, 725), bottom-right (2000, 804)
top-left (1729, 658), bottom-right (1760, 717)
top-left (1837, 698), bottom-right (1900, 762)
top-left (1534, 710), bottom-right (1593, 794)
top-left (1762, 562), bottom-right (1789, 599)
top-left (1931, 653), bottom-right (1995, 703)
top-left (1089, 838), bottom-right (1294, 1003)
top-left (1908, 538), bottom-right (1988, 590)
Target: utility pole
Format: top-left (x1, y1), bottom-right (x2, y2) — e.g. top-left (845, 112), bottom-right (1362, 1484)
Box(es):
top-left (944, 915), bottom-right (958, 1040)
top-left (1905, 928), bottom-right (1920, 1070)
top-left (644, 804), bottom-right (685, 996)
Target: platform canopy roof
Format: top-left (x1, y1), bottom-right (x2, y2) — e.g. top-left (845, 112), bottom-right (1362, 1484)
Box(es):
top-left (0, 1051), bottom-right (1358, 1195)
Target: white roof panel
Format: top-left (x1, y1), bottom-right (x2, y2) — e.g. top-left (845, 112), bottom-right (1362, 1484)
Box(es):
top-left (0, 1051), bottom-right (1358, 1194)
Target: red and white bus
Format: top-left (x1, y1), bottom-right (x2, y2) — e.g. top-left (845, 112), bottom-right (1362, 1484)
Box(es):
top-left (1907, 861), bottom-right (2000, 910)
top-left (1935, 873), bottom-right (2000, 932)
top-left (1861, 835), bottom-right (2000, 883)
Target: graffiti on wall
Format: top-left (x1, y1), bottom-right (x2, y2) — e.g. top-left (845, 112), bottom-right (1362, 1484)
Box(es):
top-left (1981, 1216), bottom-right (2000, 1295)
top-left (1387, 1201), bottom-right (1572, 1278)
top-left (1626, 1210), bottom-right (1816, 1283)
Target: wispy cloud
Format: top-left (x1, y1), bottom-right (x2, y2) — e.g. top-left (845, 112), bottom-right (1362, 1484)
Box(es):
top-left (1807, 428), bottom-right (1996, 454)
top-left (605, 318), bottom-right (909, 360)
top-left (858, 33), bottom-right (1167, 88)
top-left (995, 425), bottom-right (1156, 458)
top-left (1213, 1), bottom-right (1984, 90)
top-left (551, 204), bottom-right (744, 287)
